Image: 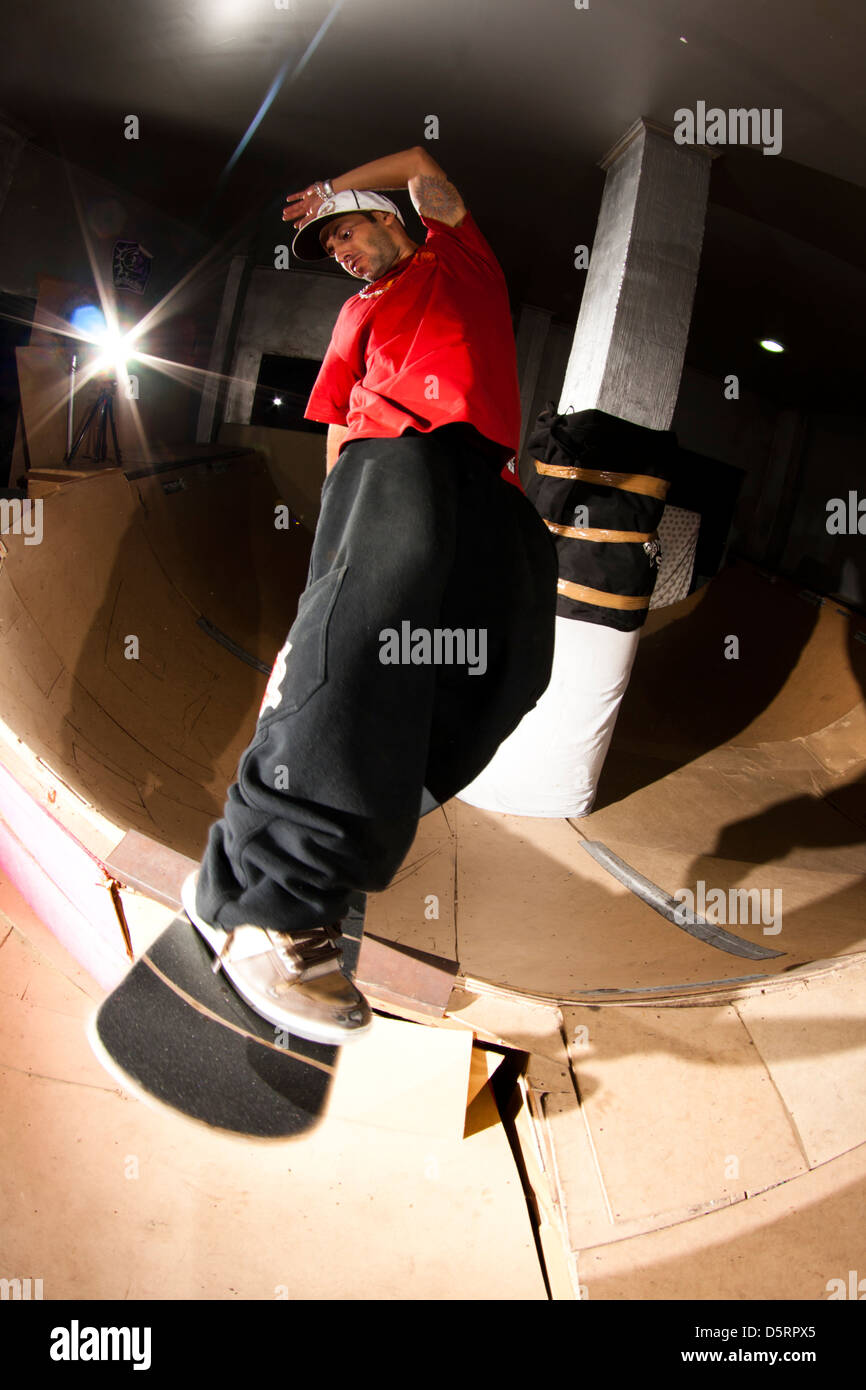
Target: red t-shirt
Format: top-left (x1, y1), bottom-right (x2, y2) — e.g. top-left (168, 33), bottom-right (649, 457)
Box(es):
top-left (304, 211), bottom-right (523, 488)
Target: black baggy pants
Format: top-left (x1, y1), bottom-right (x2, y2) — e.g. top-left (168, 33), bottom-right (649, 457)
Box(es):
top-left (195, 424), bottom-right (558, 934)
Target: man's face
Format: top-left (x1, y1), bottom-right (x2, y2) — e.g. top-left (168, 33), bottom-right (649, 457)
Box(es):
top-left (320, 213), bottom-right (402, 282)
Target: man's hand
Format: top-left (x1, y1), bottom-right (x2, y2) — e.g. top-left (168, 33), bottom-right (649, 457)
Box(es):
top-left (326, 423), bottom-right (349, 475)
top-left (282, 182), bottom-right (330, 227)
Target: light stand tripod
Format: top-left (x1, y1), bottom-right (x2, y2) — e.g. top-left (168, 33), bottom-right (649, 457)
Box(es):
top-left (65, 375), bottom-right (123, 465)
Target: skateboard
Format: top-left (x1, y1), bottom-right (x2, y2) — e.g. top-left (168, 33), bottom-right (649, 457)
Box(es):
top-left (88, 891), bottom-right (367, 1138)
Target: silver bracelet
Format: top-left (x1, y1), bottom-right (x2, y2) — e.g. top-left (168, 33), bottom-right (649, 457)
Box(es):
top-left (320, 179), bottom-right (334, 198)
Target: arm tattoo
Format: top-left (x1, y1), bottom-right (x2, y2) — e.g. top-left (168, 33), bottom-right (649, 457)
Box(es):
top-left (412, 173), bottom-right (463, 220)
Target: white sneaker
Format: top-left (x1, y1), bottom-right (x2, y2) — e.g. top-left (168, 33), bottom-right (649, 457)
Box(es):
top-left (181, 873), bottom-right (372, 1046)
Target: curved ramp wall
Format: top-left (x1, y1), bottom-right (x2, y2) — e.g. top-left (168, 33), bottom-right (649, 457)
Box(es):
top-left (2, 469), bottom-right (865, 1005)
top-left (0, 450), bottom-right (312, 861)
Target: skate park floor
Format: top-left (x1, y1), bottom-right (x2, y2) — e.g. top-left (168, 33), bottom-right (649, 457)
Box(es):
top-left (2, 453), bottom-right (866, 1298)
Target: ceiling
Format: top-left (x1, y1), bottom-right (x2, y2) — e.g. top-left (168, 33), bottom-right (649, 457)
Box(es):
top-left (2, 0), bottom-right (865, 409)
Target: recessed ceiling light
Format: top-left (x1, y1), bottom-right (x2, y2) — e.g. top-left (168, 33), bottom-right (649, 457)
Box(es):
top-left (679, 35), bottom-right (688, 43)
top-left (759, 339), bottom-right (785, 353)
top-left (273, 396), bottom-right (283, 406)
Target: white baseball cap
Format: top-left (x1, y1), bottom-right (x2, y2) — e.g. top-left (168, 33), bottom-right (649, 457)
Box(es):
top-left (291, 190), bottom-right (406, 261)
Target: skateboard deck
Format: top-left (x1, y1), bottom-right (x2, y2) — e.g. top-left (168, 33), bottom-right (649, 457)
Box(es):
top-left (88, 892), bottom-right (367, 1137)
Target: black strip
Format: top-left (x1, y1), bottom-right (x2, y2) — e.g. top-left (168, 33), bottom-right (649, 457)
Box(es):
top-left (579, 840), bottom-right (785, 961)
top-left (196, 616), bottom-right (272, 674)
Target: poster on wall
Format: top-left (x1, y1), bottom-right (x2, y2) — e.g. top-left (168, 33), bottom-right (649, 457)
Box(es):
top-left (112, 240), bottom-right (153, 295)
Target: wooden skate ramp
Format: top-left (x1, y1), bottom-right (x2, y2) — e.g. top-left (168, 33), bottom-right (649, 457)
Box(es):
top-left (371, 562), bottom-right (866, 1002)
top-left (2, 472), bottom-right (865, 1003)
top-left (0, 450), bottom-right (312, 859)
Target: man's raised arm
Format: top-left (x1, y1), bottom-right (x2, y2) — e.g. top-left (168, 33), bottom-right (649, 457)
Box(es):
top-left (283, 146), bottom-right (467, 230)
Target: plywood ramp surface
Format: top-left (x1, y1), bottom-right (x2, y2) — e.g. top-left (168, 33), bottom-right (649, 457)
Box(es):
top-left (0, 457), bottom-right (310, 859)
top-left (8, 490), bottom-right (866, 1303)
top-left (367, 562), bottom-right (866, 1001)
top-left (3, 477), bottom-right (864, 1005)
top-left (366, 798), bottom-right (864, 1001)
top-left (579, 1140), bottom-right (866, 1301)
top-left (604, 561), bottom-right (866, 764)
top-left (0, 901), bottom-right (546, 1301)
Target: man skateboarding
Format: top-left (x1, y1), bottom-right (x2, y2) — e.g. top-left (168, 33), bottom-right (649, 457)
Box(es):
top-left (182, 145), bottom-right (557, 1046)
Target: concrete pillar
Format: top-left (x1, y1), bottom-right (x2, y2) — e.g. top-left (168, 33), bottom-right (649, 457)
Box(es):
top-left (558, 118), bottom-right (712, 429)
top-left (458, 119), bottom-right (712, 818)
